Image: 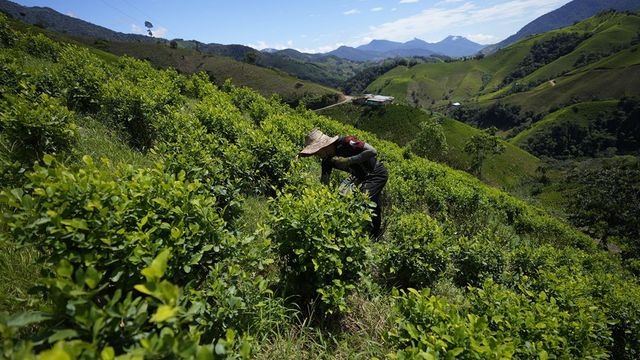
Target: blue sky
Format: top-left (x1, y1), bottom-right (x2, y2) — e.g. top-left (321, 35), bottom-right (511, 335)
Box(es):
top-left (14, 0), bottom-right (573, 52)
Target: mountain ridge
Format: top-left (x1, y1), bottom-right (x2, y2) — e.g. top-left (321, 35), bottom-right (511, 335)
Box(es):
top-left (484, 0), bottom-right (640, 54)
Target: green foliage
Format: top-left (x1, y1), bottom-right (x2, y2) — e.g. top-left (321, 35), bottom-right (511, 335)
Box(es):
top-left (519, 98), bottom-right (640, 158)
top-left (20, 32), bottom-right (61, 62)
top-left (382, 212), bottom-right (448, 288)
top-left (502, 33), bottom-right (590, 86)
top-left (463, 127), bottom-right (506, 176)
top-left (2, 16), bottom-right (640, 358)
top-left (566, 157), bottom-right (640, 256)
top-left (56, 45), bottom-right (108, 112)
top-left (99, 57), bottom-right (184, 150)
top-left (406, 117), bottom-right (449, 161)
top-left (0, 157), bottom-right (259, 357)
top-left (269, 184), bottom-right (372, 315)
top-left (0, 89), bottom-right (77, 162)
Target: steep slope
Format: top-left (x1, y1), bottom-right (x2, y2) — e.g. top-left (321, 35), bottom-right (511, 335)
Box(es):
top-left (367, 11), bottom-right (640, 114)
top-left (2, 14), bottom-right (640, 358)
top-left (485, 0), bottom-right (640, 53)
top-left (318, 103), bottom-right (541, 189)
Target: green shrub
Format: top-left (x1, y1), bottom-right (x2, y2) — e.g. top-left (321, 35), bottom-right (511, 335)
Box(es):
top-left (269, 184), bottom-right (372, 315)
top-left (0, 157), bottom-right (257, 357)
top-left (100, 57), bottom-right (183, 150)
top-left (0, 90), bottom-right (77, 162)
top-left (388, 288), bottom-right (515, 359)
top-left (0, 14), bottom-right (18, 48)
top-left (452, 235), bottom-right (505, 287)
top-left (20, 33), bottom-right (61, 61)
top-left (382, 212), bottom-right (449, 288)
top-left (56, 45), bottom-right (108, 112)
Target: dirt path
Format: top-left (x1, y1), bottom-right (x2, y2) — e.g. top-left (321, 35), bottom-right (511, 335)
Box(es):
top-left (313, 95), bottom-right (353, 112)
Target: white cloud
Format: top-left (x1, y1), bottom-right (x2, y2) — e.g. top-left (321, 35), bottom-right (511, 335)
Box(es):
top-left (247, 40), bottom-right (296, 50)
top-left (343, 9), bottom-right (360, 15)
top-left (399, 0), bottom-right (419, 3)
top-left (66, 12), bottom-right (77, 18)
top-left (465, 33), bottom-right (497, 44)
top-left (371, 7), bottom-right (384, 12)
top-left (131, 23), bottom-right (168, 38)
top-left (296, 43), bottom-right (346, 54)
top-left (364, 0), bottom-right (570, 42)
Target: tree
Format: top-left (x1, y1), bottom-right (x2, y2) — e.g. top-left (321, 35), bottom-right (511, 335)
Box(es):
top-left (169, 40), bottom-right (178, 49)
top-left (463, 127), bottom-right (505, 176)
top-left (566, 159), bottom-right (640, 254)
top-left (408, 117), bottom-right (448, 162)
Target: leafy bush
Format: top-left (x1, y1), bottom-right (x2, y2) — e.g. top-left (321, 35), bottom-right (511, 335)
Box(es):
top-left (0, 90), bottom-right (77, 162)
top-left (452, 235), bottom-right (505, 287)
top-left (382, 212), bottom-right (448, 288)
top-left (99, 57), bottom-right (183, 150)
top-left (0, 157), bottom-right (257, 357)
top-left (56, 45), bottom-right (108, 112)
top-left (269, 184), bottom-right (372, 315)
top-left (20, 33), bottom-right (61, 61)
top-left (388, 288), bottom-right (515, 359)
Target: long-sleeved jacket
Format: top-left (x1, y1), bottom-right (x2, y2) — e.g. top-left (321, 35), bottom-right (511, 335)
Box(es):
top-left (321, 136), bottom-right (378, 184)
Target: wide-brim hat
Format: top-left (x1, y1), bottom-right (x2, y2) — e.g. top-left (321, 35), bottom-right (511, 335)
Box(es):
top-left (299, 128), bottom-right (338, 156)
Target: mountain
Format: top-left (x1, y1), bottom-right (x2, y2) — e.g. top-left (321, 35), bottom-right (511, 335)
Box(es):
top-left (0, 0), bottom-right (154, 42)
top-left (333, 36), bottom-right (485, 60)
top-left (0, 0), bottom-right (367, 88)
top-left (485, 0), bottom-right (640, 53)
top-left (366, 11), bottom-right (640, 125)
top-left (425, 36), bottom-right (486, 57)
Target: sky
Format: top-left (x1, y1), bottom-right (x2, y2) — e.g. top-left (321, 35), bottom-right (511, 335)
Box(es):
top-left (13, 0), bottom-right (574, 53)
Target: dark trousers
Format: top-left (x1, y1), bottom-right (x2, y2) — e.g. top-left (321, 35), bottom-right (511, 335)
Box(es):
top-left (361, 162), bottom-right (388, 237)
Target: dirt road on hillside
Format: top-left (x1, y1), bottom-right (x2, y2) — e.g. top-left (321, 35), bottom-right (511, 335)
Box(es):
top-left (313, 95), bottom-right (353, 112)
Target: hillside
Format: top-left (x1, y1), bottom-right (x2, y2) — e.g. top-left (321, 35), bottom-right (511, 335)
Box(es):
top-left (486, 0), bottom-right (640, 53)
top-left (511, 99), bottom-right (640, 158)
top-left (0, 0), bottom-right (365, 89)
top-left (70, 37), bottom-right (343, 108)
top-left (367, 11), bottom-right (640, 117)
top-left (1, 12), bottom-right (640, 360)
top-left (319, 103), bottom-right (541, 189)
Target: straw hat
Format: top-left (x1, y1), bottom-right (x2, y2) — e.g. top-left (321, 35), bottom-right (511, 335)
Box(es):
top-left (299, 128), bottom-right (338, 156)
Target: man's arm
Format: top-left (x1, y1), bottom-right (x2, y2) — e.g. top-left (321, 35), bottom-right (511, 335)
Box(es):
top-left (346, 142), bottom-right (377, 165)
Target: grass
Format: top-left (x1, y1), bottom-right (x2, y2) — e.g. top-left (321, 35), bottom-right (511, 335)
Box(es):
top-left (73, 115), bottom-right (151, 169)
top-left (0, 242), bottom-right (44, 314)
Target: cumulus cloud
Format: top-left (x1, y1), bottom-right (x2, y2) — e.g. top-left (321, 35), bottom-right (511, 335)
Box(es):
top-left (364, 0), bottom-right (570, 42)
top-left (465, 33), bottom-right (497, 44)
top-left (343, 9), bottom-right (360, 15)
top-left (247, 40), bottom-right (294, 50)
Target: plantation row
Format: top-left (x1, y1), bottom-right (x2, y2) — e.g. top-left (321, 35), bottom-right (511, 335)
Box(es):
top-left (1, 15), bottom-right (640, 358)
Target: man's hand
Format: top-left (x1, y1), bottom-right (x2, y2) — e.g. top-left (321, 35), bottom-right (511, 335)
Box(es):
top-left (332, 156), bottom-right (350, 170)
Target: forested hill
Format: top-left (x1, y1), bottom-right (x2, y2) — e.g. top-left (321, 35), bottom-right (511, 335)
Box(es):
top-left (485, 0), bottom-right (640, 53)
top-left (1, 12), bottom-right (640, 359)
